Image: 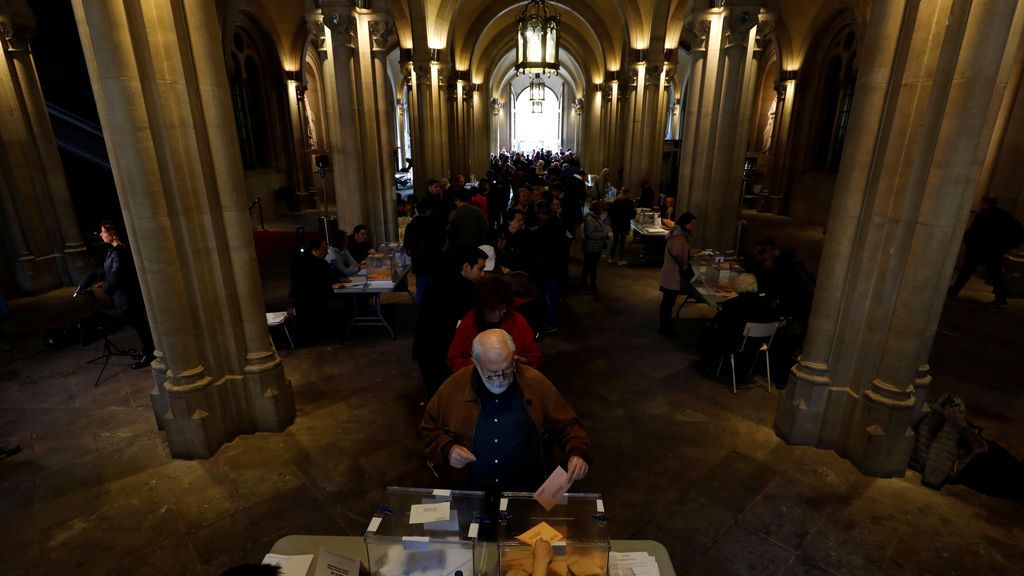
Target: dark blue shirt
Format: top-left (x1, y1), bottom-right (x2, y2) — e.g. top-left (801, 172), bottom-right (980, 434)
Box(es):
top-left (468, 380), bottom-right (538, 493)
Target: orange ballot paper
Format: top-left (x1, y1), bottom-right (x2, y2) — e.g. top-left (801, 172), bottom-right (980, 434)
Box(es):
top-left (533, 465), bottom-right (572, 511)
top-left (515, 521), bottom-right (565, 546)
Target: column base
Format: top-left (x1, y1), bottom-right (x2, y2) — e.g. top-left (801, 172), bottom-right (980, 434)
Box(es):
top-left (841, 384), bottom-right (917, 477)
top-left (12, 255), bottom-right (63, 295)
top-left (148, 352), bottom-right (294, 459)
top-left (775, 357), bottom-right (833, 444)
top-left (777, 361), bottom-right (920, 477)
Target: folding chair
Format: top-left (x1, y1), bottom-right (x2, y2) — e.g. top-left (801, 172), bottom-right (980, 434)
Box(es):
top-left (266, 311), bottom-right (295, 349)
top-left (717, 321), bottom-right (779, 394)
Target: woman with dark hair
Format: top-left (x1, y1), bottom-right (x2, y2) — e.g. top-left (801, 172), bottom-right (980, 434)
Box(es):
top-left (326, 229), bottom-right (360, 277)
top-left (446, 275), bottom-right (542, 372)
top-left (99, 220), bottom-right (155, 369)
top-left (347, 224), bottom-right (375, 262)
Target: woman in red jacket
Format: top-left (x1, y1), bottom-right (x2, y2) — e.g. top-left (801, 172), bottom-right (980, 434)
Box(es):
top-left (447, 274), bottom-right (543, 372)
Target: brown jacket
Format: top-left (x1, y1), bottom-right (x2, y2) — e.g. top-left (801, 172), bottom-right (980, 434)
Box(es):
top-left (659, 229), bottom-right (691, 291)
top-left (420, 364), bottom-right (592, 488)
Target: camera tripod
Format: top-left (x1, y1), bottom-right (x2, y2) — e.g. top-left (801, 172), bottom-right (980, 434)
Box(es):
top-left (76, 289), bottom-right (137, 387)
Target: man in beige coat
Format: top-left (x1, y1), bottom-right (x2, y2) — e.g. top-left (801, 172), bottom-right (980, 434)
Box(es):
top-left (659, 212), bottom-right (698, 338)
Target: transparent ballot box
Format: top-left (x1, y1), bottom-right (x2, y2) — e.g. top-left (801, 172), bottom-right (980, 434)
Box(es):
top-left (498, 492), bottom-right (610, 576)
top-left (364, 487), bottom-right (486, 576)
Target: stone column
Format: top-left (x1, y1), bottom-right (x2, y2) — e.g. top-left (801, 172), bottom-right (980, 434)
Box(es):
top-left (71, 0), bottom-right (293, 459)
top-left (0, 9), bottom-right (62, 294)
top-left (0, 10), bottom-right (90, 286)
top-left (676, 2), bottom-right (769, 250)
top-left (323, 7), bottom-right (369, 232)
top-left (776, 0), bottom-right (1019, 476)
top-left (409, 57), bottom-right (450, 184)
top-left (368, 18), bottom-right (397, 241)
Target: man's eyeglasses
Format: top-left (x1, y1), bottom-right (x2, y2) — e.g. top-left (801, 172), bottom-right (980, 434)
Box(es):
top-left (478, 362), bottom-right (517, 383)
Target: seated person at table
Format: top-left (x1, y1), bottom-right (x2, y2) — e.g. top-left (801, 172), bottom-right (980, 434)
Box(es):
top-left (422, 329), bottom-right (590, 496)
top-left (290, 237), bottom-right (347, 344)
top-left (325, 229), bottom-right (360, 277)
top-left (447, 275), bottom-right (543, 372)
top-left (697, 273), bottom-right (779, 373)
top-left (347, 224), bottom-right (376, 263)
top-left (660, 195), bottom-right (677, 228)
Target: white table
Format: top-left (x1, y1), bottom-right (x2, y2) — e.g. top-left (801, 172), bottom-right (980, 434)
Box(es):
top-left (268, 534), bottom-right (676, 576)
top-left (630, 221), bottom-right (669, 265)
top-left (333, 266), bottom-right (412, 339)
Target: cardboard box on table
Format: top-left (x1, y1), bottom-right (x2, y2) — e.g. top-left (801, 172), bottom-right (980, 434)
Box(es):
top-left (364, 487), bottom-right (486, 576)
top-left (498, 492), bottom-right (610, 576)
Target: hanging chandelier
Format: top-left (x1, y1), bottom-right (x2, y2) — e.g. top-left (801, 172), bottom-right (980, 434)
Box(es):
top-left (529, 74), bottom-right (546, 113)
top-left (515, 0), bottom-right (560, 76)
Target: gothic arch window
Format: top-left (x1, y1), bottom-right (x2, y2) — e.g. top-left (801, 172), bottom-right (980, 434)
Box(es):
top-left (225, 24), bottom-right (279, 171)
top-left (810, 25), bottom-right (858, 173)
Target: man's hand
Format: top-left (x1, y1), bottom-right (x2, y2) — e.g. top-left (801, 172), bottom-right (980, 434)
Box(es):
top-left (448, 445), bottom-right (477, 469)
top-left (566, 455), bottom-right (589, 483)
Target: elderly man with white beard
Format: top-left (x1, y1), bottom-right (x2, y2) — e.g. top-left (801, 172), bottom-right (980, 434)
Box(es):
top-left (420, 329), bottom-right (591, 496)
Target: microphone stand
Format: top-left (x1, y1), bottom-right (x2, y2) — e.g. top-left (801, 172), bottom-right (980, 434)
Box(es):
top-left (77, 288), bottom-right (135, 387)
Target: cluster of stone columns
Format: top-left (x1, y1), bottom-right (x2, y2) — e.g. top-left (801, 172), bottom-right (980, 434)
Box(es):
top-left (0, 1), bottom-right (90, 295)
top-left (69, 0), bottom-right (293, 458)
top-left (677, 1), bottom-right (774, 252)
top-left (776, 0), bottom-right (1024, 476)
top-left (319, 0), bottom-right (398, 241)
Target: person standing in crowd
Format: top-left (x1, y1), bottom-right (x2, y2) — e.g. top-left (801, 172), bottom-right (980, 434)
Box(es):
top-left (658, 213), bottom-right (698, 339)
top-left (497, 208), bottom-right (536, 275)
top-left (608, 186), bottom-right (636, 266)
top-left (421, 329), bottom-right (591, 496)
top-left (446, 275), bottom-right (543, 372)
top-left (534, 200), bottom-right (571, 331)
top-left (638, 179), bottom-right (656, 209)
top-left (948, 195), bottom-right (1023, 307)
top-left (448, 189), bottom-right (488, 251)
top-left (413, 246), bottom-right (489, 397)
top-left (404, 195), bottom-right (446, 308)
top-left (99, 220), bottom-right (156, 369)
top-left (581, 201), bottom-right (610, 293)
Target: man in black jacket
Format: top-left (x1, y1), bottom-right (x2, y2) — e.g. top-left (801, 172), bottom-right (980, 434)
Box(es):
top-left (412, 246), bottom-right (489, 397)
top-left (948, 195), bottom-right (1023, 307)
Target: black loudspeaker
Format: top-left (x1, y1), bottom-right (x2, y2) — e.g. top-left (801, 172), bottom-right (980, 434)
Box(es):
top-left (315, 154), bottom-right (331, 169)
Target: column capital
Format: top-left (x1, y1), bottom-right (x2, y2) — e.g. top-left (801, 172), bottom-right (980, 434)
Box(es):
top-left (0, 18), bottom-right (31, 52)
top-left (324, 11), bottom-right (355, 47)
top-left (682, 16), bottom-right (713, 53)
top-left (367, 18), bottom-right (393, 52)
top-left (723, 11), bottom-right (759, 49)
top-left (307, 17), bottom-right (326, 51)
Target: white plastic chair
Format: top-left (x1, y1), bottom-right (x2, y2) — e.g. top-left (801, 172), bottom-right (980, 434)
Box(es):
top-left (266, 311), bottom-right (295, 349)
top-left (717, 321), bottom-right (779, 394)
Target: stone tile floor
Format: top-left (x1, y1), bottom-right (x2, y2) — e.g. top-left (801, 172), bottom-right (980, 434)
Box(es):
top-left (1, 224), bottom-right (1022, 575)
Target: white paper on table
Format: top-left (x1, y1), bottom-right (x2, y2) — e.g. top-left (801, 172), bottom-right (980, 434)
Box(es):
top-left (315, 547), bottom-right (360, 576)
top-left (609, 552), bottom-right (660, 576)
top-left (409, 500), bottom-right (451, 524)
top-left (260, 553), bottom-right (315, 576)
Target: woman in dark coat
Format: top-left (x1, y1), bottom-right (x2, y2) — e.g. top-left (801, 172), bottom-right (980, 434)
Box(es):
top-left (100, 220), bottom-right (155, 368)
